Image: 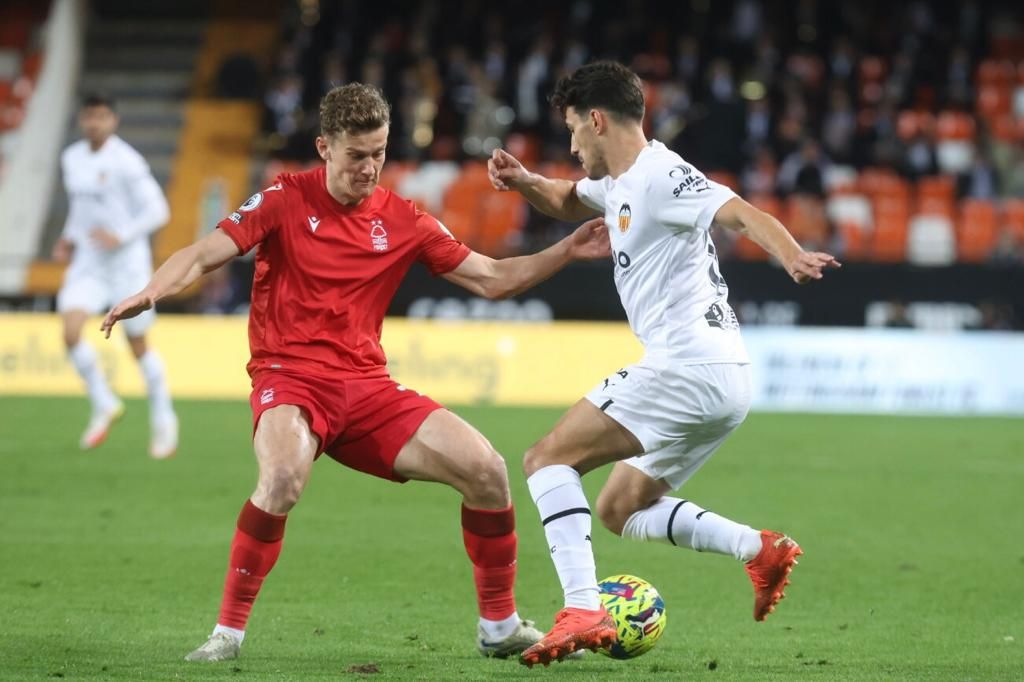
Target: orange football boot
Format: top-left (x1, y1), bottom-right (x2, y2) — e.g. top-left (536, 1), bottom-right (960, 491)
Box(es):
top-left (744, 530), bottom-right (802, 621)
top-left (519, 607), bottom-right (616, 667)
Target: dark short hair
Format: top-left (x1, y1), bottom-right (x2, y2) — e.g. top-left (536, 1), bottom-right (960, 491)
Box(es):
top-left (550, 61), bottom-right (645, 122)
top-left (320, 83), bottom-right (391, 137)
top-left (82, 93), bottom-right (116, 111)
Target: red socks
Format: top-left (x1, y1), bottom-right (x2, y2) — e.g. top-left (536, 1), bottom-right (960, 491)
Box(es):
top-left (461, 504), bottom-right (518, 621)
top-left (217, 500), bottom-right (288, 630)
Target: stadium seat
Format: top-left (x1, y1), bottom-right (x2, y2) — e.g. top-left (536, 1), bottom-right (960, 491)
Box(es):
top-left (1003, 199), bottom-right (1024, 241)
top-left (784, 195), bottom-right (828, 248)
top-left (976, 58), bottom-right (1016, 88)
top-left (827, 194), bottom-right (873, 260)
top-left (907, 214), bottom-right (956, 266)
top-left (870, 198), bottom-right (910, 262)
top-left (915, 176), bottom-right (956, 219)
top-left (707, 170), bottom-right (739, 192)
top-left (957, 199), bottom-right (999, 263)
top-left (977, 84), bottom-right (1012, 120)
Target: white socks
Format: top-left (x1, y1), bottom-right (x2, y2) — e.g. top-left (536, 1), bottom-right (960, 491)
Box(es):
top-left (479, 611), bottom-right (522, 640)
top-left (621, 497), bottom-right (763, 562)
top-left (527, 465), bottom-right (600, 610)
top-left (138, 350), bottom-right (175, 425)
top-left (68, 341), bottom-right (119, 413)
top-left (212, 624), bottom-right (245, 644)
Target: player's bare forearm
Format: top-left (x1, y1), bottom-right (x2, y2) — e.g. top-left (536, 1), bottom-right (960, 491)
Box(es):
top-left (714, 197), bottom-right (840, 284)
top-left (517, 174), bottom-right (595, 222)
top-left (489, 239), bottom-right (574, 299)
top-left (444, 218), bottom-right (607, 299)
top-left (144, 245), bottom-right (205, 300)
top-left (144, 230), bottom-right (239, 300)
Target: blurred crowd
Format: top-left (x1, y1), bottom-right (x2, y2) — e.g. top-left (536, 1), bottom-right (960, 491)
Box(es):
top-left (261, 0), bottom-right (1024, 200)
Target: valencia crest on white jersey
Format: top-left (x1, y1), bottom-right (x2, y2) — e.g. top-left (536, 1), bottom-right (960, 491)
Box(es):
top-left (575, 140), bottom-right (749, 365)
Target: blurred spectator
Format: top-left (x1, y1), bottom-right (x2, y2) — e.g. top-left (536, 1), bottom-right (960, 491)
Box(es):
top-left (777, 138), bottom-right (828, 197)
top-left (959, 147), bottom-right (1000, 200)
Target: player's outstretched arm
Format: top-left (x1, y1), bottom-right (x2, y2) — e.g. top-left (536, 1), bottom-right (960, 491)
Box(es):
top-left (100, 229), bottom-right (239, 337)
top-left (443, 217), bottom-right (610, 300)
top-left (713, 197), bottom-right (841, 284)
top-left (488, 149), bottom-right (596, 222)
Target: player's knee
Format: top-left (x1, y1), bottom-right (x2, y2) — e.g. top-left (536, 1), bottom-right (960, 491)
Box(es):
top-left (257, 465), bottom-right (307, 511)
top-left (522, 441), bottom-right (552, 477)
top-left (63, 327), bottom-right (81, 349)
top-left (462, 448), bottom-right (510, 507)
top-left (595, 489), bottom-right (631, 536)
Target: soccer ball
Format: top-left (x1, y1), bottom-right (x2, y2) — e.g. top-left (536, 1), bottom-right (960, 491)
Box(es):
top-left (598, 574), bottom-right (667, 659)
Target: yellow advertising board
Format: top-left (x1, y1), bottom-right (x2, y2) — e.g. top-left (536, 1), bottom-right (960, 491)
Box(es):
top-left (0, 313), bottom-right (642, 405)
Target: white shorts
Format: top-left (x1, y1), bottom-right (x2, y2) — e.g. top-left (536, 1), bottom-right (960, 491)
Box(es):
top-left (57, 263), bottom-right (155, 337)
top-left (585, 360), bottom-right (752, 490)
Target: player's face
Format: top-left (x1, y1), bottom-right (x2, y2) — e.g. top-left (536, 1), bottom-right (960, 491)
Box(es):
top-left (319, 126), bottom-right (388, 204)
top-left (79, 105), bottom-right (118, 146)
top-left (565, 106), bottom-right (608, 179)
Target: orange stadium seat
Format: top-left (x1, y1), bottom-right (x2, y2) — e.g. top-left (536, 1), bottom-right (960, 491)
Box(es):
top-left (976, 84), bottom-right (1012, 120)
top-left (1003, 199), bottom-right (1024, 241)
top-left (707, 170), bottom-right (739, 192)
top-left (870, 198), bottom-right (910, 262)
top-left (935, 111), bottom-right (975, 140)
top-left (476, 189), bottom-right (526, 257)
top-left (784, 195), bottom-right (828, 247)
top-left (977, 58), bottom-right (1016, 88)
top-left (957, 199), bottom-right (999, 263)
top-left (915, 175), bottom-right (956, 219)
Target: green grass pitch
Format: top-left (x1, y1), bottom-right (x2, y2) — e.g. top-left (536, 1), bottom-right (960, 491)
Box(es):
top-left (1, 396), bottom-right (1022, 680)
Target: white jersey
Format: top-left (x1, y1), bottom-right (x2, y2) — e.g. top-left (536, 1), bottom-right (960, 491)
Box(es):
top-left (61, 135), bottom-right (169, 275)
top-left (575, 140), bottom-right (749, 365)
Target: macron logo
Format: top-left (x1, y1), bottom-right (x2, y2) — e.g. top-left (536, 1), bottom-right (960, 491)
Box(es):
top-left (308, 216), bottom-right (321, 233)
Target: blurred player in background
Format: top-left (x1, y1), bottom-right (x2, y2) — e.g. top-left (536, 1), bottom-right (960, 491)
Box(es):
top-left (52, 94), bottom-right (177, 458)
top-left (488, 61), bottom-right (840, 666)
top-left (102, 83), bottom-right (610, 663)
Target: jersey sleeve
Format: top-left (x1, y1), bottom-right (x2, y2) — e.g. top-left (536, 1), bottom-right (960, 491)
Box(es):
top-left (117, 150), bottom-right (170, 241)
top-left (574, 176), bottom-right (611, 212)
top-left (416, 210), bottom-right (471, 275)
top-left (60, 148), bottom-right (88, 243)
top-left (217, 182), bottom-right (287, 254)
top-left (648, 161), bottom-right (737, 233)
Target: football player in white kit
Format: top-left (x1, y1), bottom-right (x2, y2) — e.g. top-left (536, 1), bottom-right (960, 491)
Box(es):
top-left (52, 94), bottom-right (178, 458)
top-left (488, 62), bottom-right (840, 666)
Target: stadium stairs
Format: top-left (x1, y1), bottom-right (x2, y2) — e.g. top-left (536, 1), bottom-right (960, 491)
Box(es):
top-left (27, 0), bottom-right (278, 297)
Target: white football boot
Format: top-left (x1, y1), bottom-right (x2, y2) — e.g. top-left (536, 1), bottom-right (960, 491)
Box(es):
top-left (184, 632), bottom-right (240, 662)
top-left (79, 401), bottom-right (125, 450)
top-left (478, 619), bottom-right (545, 658)
top-left (149, 413), bottom-right (178, 459)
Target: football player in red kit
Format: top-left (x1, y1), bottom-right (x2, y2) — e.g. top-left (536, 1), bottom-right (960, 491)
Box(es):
top-left (101, 83), bottom-right (610, 662)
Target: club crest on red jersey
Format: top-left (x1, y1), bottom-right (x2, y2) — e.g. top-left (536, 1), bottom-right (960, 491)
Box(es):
top-left (370, 218), bottom-right (389, 251)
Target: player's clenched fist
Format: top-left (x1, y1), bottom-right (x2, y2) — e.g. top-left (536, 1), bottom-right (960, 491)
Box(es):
top-left (488, 149), bottom-right (529, 191)
top-left (101, 292), bottom-right (155, 338)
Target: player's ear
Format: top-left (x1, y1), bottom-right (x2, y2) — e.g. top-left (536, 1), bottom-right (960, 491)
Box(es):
top-left (315, 136), bottom-right (330, 161)
top-left (590, 109), bottom-right (604, 134)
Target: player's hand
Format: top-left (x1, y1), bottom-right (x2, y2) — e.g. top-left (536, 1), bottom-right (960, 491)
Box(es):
top-left (568, 218), bottom-right (611, 260)
top-left (100, 292), bottom-right (154, 338)
top-left (91, 227), bottom-right (121, 250)
top-left (787, 251), bottom-right (841, 284)
top-left (51, 238), bottom-right (73, 264)
top-left (488, 149), bottom-right (529, 191)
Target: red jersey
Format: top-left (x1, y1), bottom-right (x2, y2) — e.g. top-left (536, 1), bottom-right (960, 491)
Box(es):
top-left (217, 167), bottom-right (470, 379)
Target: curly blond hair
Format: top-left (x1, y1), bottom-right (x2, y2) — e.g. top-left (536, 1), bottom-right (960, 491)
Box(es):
top-left (319, 83), bottom-right (391, 137)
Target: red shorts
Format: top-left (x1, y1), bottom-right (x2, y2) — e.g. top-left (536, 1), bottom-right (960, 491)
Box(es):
top-left (249, 370), bottom-right (443, 482)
